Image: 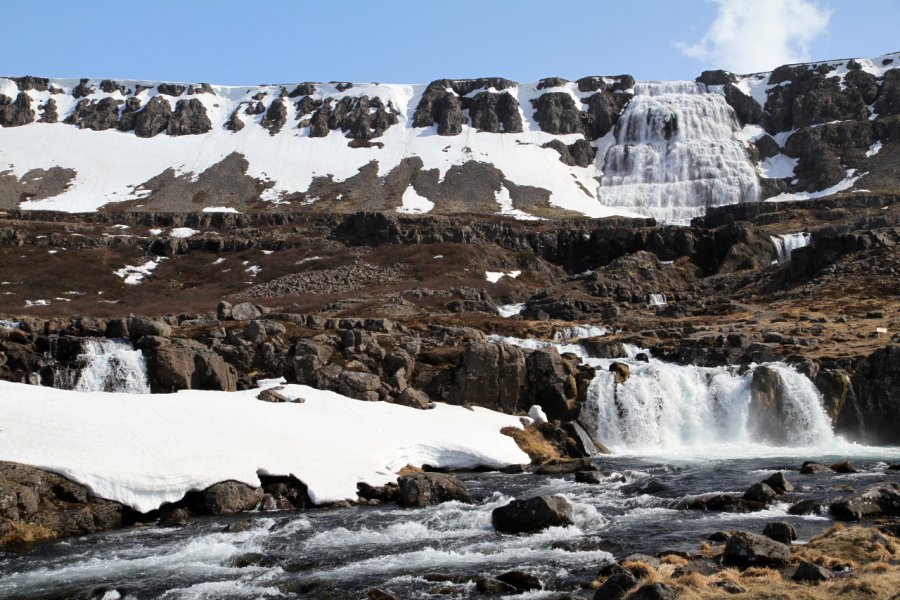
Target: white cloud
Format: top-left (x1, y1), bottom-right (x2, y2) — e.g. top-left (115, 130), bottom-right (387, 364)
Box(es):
top-left (678, 0), bottom-right (832, 73)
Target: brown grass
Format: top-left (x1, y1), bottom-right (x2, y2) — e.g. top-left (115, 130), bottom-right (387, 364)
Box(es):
top-left (501, 425), bottom-right (562, 464)
top-left (0, 522), bottom-right (55, 546)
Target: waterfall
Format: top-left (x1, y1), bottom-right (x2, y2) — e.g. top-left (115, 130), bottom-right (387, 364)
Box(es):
top-left (770, 232), bottom-right (811, 262)
top-left (61, 339), bottom-right (151, 394)
top-left (598, 82), bottom-right (759, 223)
top-left (578, 356), bottom-right (835, 453)
top-left (649, 294), bottom-right (667, 306)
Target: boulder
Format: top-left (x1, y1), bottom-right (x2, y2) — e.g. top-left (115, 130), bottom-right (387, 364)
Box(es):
top-left (830, 482), bottom-right (900, 521)
top-left (231, 302), bottom-right (263, 321)
top-left (763, 471), bottom-right (794, 494)
top-left (495, 570), bottom-right (542, 592)
top-left (575, 470), bottom-right (603, 484)
top-left (747, 365), bottom-right (791, 444)
top-left (475, 577), bottom-right (517, 594)
top-left (128, 316), bottom-right (171, 338)
top-left (0, 92), bottom-right (35, 127)
top-left (194, 481), bottom-right (263, 515)
top-left (134, 95), bottom-right (172, 137)
top-left (792, 560), bottom-right (834, 582)
top-left (140, 337), bottom-right (237, 392)
top-left (396, 472), bottom-right (471, 508)
top-left (609, 362), bottom-right (630, 383)
top-left (743, 482), bottom-right (776, 504)
top-left (762, 521), bottom-right (797, 544)
top-left (830, 461), bottom-right (857, 474)
top-left (800, 461), bottom-right (834, 475)
top-left (593, 573), bottom-right (638, 600)
top-left (630, 583), bottom-right (679, 600)
top-left (492, 495), bottom-right (574, 534)
top-left (839, 345), bottom-right (900, 444)
top-left (167, 99), bottom-right (212, 135)
top-left (722, 531), bottom-right (791, 567)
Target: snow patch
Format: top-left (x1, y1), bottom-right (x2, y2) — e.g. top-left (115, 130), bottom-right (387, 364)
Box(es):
top-left (396, 185), bottom-right (434, 214)
top-left (497, 303), bottom-right (526, 318)
top-left (169, 227), bottom-right (199, 238)
top-left (0, 381), bottom-right (530, 511)
top-left (202, 206), bottom-right (240, 213)
top-left (758, 154), bottom-right (798, 179)
top-left (485, 270), bottom-right (521, 283)
top-left (114, 258), bottom-right (166, 285)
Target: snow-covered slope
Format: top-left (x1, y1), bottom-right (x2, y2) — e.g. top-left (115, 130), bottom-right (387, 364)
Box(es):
top-left (0, 379), bottom-right (529, 511)
top-left (1, 50), bottom-right (898, 221)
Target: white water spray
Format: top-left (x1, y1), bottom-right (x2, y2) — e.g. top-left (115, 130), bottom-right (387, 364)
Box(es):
top-left (770, 232), bottom-right (812, 262)
top-left (70, 339), bottom-right (151, 394)
top-left (598, 82), bottom-right (759, 222)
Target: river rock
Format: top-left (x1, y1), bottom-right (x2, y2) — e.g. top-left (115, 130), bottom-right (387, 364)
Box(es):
top-left (593, 573), bottom-right (638, 600)
top-left (575, 470), bottom-right (603, 484)
top-left (800, 461), bottom-right (835, 474)
top-left (397, 472), bottom-right (471, 508)
top-left (609, 362), bottom-right (630, 383)
top-left (491, 495), bottom-right (574, 534)
top-left (763, 471), bottom-right (794, 494)
top-left (723, 531), bottom-right (791, 567)
top-left (195, 481), bottom-right (263, 516)
top-left (743, 482), bottom-right (776, 503)
top-left (475, 577), bottom-right (518, 594)
top-left (792, 560), bottom-right (834, 582)
top-left (830, 482), bottom-right (900, 521)
top-left (763, 521), bottom-right (797, 544)
top-left (629, 583), bottom-right (679, 600)
top-left (830, 461), bottom-right (857, 473)
top-left (495, 570), bottom-right (542, 592)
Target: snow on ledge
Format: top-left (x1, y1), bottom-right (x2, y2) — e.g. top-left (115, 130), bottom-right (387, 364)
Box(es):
top-left (485, 270), bottom-right (522, 283)
top-left (202, 206), bottom-right (241, 213)
top-left (0, 381), bottom-right (529, 512)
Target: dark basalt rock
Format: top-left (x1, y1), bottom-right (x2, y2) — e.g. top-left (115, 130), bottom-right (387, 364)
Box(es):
top-left (11, 76), bottom-right (49, 92)
top-left (99, 79), bottom-right (126, 95)
top-left (830, 482), bottom-right (900, 521)
top-left (723, 83), bottom-right (763, 126)
top-left (413, 81), bottom-right (467, 136)
top-left (64, 97), bottom-right (122, 131)
top-left (260, 98), bottom-right (288, 135)
top-left (495, 570), bottom-right (542, 592)
top-left (754, 134), bottom-right (781, 159)
top-left (532, 92), bottom-right (583, 135)
top-left (583, 91), bottom-right (631, 139)
top-left (38, 98), bottom-right (58, 123)
top-left (763, 521), bottom-right (797, 544)
top-left (396, 472), bottom-right (471, 507)
top-left (0, 92), bottom-right (35, 127)
top-left (191, 481), bottom-right (262, 515)
top-left (467, 91), bottom-right (523, 133)
top-left (784, 120), bottom-right (874, 191)
top-left (576, 75), bottom-right (635, 93)
top-left (225, 107), bottom-right (245, 132)
top-left (762, 471), bottom-right (793, 494)
top-left (492, 495), bottom-right (574, 533)
top-left (792, 560), bottom-right (834, 582)
top-left (838, 345), bottom-right (900, 445)
top-left (697, 70), bottom-right (737, 86)
top-left (72, 78), bottom-right (94, 98)
top-left (629, 583), bottom-right (678, 600)
top-left (117, 97), bottom-right (142, 131)
top-left (743, 482), bottom-right (776, 503)
top-left (874, 69), bottom-right (900, 116)
top-left (593, 572), bottom-right (638, 600)
top-left (157, 83), bottom-right (185, 97)
top-left (764, 67), bottom-right (868, 133)
top-left (188, 83), bottom-right (214, 95)
top-left (134, 96), bottom-right (172, 138)
top-left (306, 95), bottom-right (399, 140)
top-left (537, 77), bottom-right (568, 89)
top-left (287, 83), bottom-right (316, 97)
top-left (244, 100), bottom-right (266, 116)
top-left (542, 138), bottom-right (596, 167)
top-left (723, 531), bottom-right (791, 567)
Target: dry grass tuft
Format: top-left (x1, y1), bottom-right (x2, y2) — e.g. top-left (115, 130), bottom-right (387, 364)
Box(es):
top-left (622, 560), bottom-right (660, 581)
top-left (661, 554), bottom-right (689, 567)
top-left (501, 425), bottom-right (561, 464)
top-left (0, 521), bottom-right (55, 546)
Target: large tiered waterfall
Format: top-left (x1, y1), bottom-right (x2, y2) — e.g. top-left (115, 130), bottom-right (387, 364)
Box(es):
top-left (598, 82), bottom-right (760, 223)
top-left (54, 339), bottom-right (151, 394)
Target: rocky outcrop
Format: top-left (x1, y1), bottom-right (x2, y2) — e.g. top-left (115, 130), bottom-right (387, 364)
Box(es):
top-left (467, 91), bottom-right (523, 133)
top-left (157, 83), bottom-right (186, 97)
top-left (0, 92), bottom-right (35, 127)
top-left (138, 336), bottom-right (237, 392)
top-left (722, 531), bottom-right (791, 567)
top-left (134, 96), bottom-right (172, 138)
top-left (412, 78), bottom-right (517, 136)
top-left (0, 461), bottom-right (123, 548)
top-left (830, 482), bottom-right (900, 521)
top-left (837, 345), bottom-right (900, 444)
top-left (305, 95), bottom-right (399, 140)
top-left (397, 472), bottom-right (471, 507)
top-left (64, 97), bottom-right (122, 131)
top-left (764, 64), bottom-right (870, 133)
top-left (191, 481), bottom-right (262, 515)
top-left (532, 92), bottom-right (583, 135)
top-left (260, 98), bottom-right (287, 135)
top-left (38, 98), bottom-right (58, 123)
top-left (167, 98), bottom-right (212, 136)
top-left (491, 495), bottom-right (573, 533)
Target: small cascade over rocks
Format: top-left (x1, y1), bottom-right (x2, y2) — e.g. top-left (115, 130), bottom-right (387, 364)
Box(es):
top-left (770, 232), bottom-right (812, 262)
top-left (54, 338), bottom-right (150, 394)
top-left (598, 81), bottom-right (759, 222)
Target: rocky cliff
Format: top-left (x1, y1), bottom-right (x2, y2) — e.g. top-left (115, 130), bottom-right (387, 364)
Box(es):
top-left (1, 51), bottom-right (898, 219)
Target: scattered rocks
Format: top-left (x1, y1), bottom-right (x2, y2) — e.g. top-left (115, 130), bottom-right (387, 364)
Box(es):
top-left (792, 560), bottom-right (834, 582)
top-left (762, 521), bottom-right (797, 544)
top-left (763, 471), bottom-right (794, 494)
top-left (743, 482), bottom-right (776, 504)
top-left (492, 495), bottom-right (574, 534)
top-left (800, 461), bottom-right (835, 475)
top-left (397, 472), bottom-right (471, 508)
top-left (830, 482), bottom-right (900, 521)
top-left (593, 572), bottom-right (638, 600)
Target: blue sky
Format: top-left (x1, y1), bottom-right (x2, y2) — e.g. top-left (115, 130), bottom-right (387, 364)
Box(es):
top-left (2, 0), bottom-right (898, 84)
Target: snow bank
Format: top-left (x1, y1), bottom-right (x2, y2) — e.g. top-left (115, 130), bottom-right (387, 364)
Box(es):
top-left (0, 381), bottom-right (529, 512)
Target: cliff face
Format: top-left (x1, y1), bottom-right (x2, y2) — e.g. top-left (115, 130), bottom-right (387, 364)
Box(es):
top-left (1, 51), bottom-right (898, 219)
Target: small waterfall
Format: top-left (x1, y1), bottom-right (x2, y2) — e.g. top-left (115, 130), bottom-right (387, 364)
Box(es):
top-left (649, 294), bottom-right (667, 306)
top-left (60, 339), bottom-right (151, 394)
top-left (579, 358), bottom-right (835, 452)
top-left (770, 232), bottom-right (811, 262)
top-left (598, 82), bottom-right (759, 222)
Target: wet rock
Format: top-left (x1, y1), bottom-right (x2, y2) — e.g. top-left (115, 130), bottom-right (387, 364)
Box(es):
top-left (365, 589), bottom-right (398, 600)
top-left (195, 481), bottom-right (263, 516)
top-left (495, 570), bottom-right (542, 592)
top-left (840, 345), bottom-right (900, 445)
top-left (593, 573), bottom-right (638, 600)
top-left (743, 482), bottom-right (776, 504)
top-left (830, 482), bottom-right (900, 521)
top-left (800, 461), bottom-right (835, 475)
top-left (830, 461), bottom-right (857, 474)
top-left (792, 560), bottom-right (834, 582)
top-left (157, 507), bottom-right (190, 528)
top-left (580, 338), bottom-right (627, 359)
top-left (475, 577), bottom-right (517, 594)
top-left (621, 478), bottom-right (669, 495)
top-left (609, 362), bottom-right (630, 383)
top-left (789, 497), bottom-right (831, 515)
top-left (397, 472), bottom-right (471, 508)
top-left (748, 366), bottom-right (794, 444)
top-left (722, 531), bottom-right (791, 568)
top-left (763, 521), bottom-right (797, 544)
top-left (492, 495), bottom-right (574, 534)
top-left (575, 470), bottom-right (603, 484)
top-left (763, 471), bottom-right (794, 494)
top-left (673, 494), bottom-right (765, 513)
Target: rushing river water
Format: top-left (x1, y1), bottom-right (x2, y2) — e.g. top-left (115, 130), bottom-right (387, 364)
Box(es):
top-left (2, 452), bottom-right (899, 599)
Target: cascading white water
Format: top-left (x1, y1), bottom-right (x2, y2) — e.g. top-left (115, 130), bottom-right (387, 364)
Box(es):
top-left (579, 359), bottom-right (835, 452)
top-left (770, 232), bottom-right (812, 262)
top-left (598, 82), bottom-right (759, 223)
top-left (69, 339), bottom-right (151, 394)
top-left (649, 293), bottom-right (667, 306)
